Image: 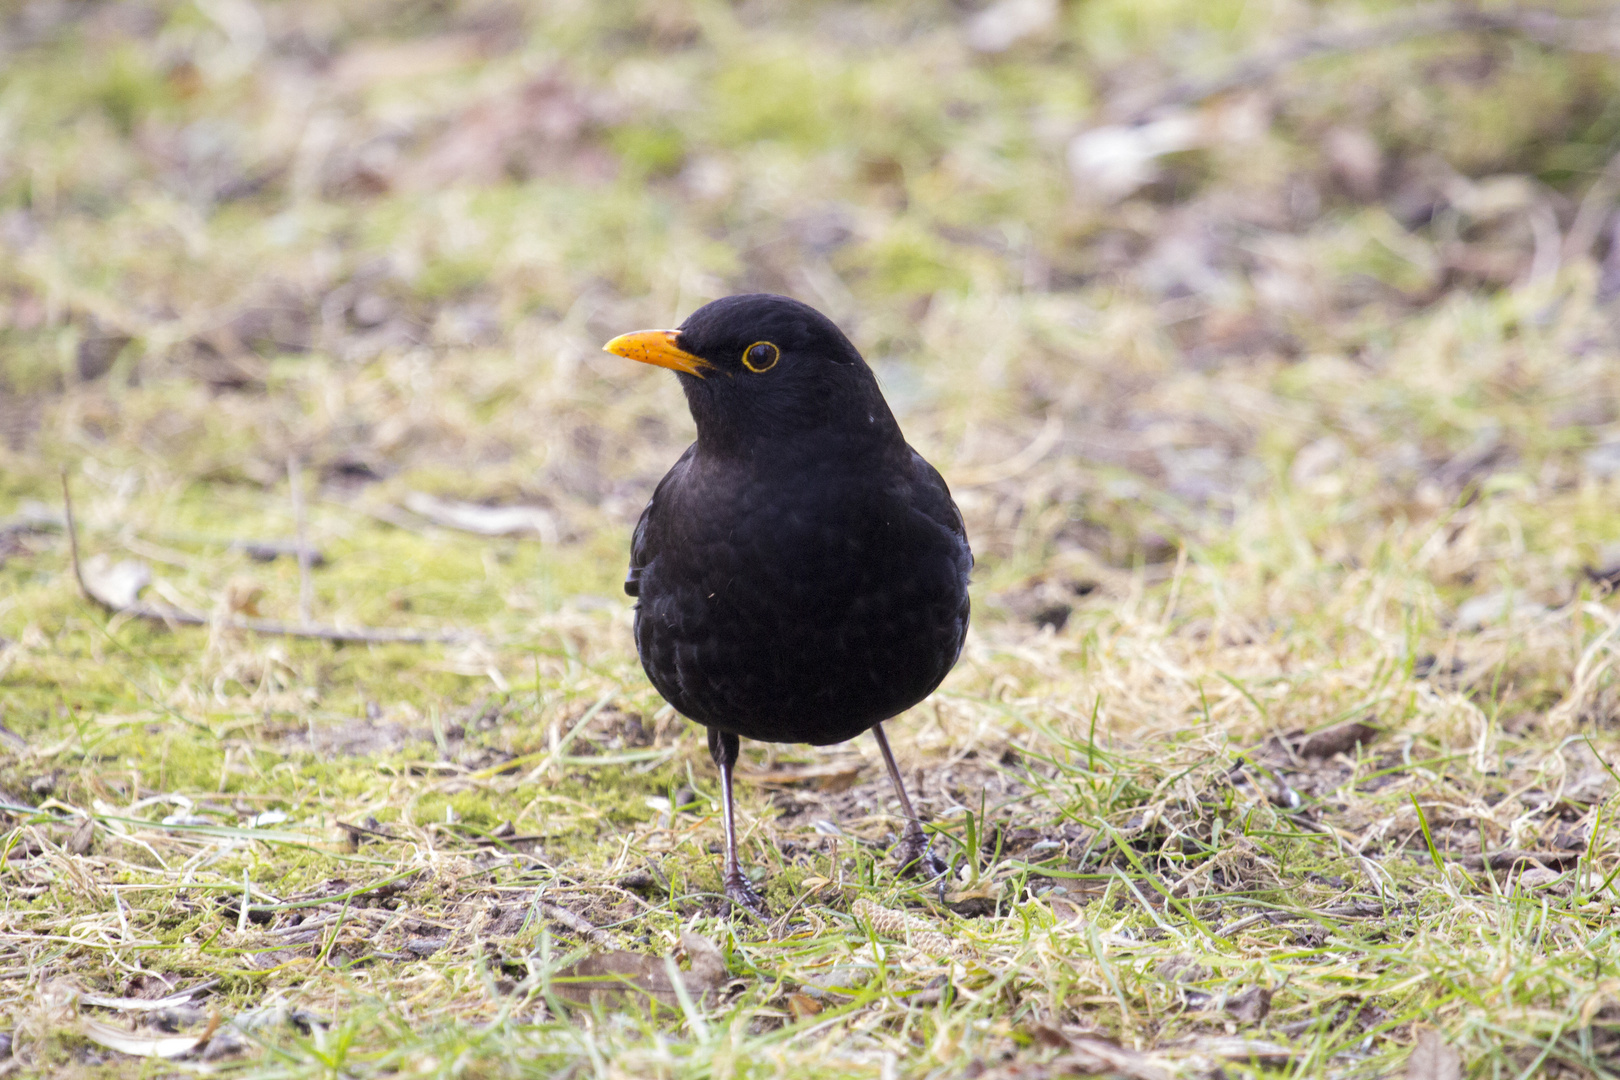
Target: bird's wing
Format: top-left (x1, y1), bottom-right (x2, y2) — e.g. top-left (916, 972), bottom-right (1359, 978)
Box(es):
top-left (908, 449), bottom-right (974, 572)
top-left (626, 443), bottom-right (698, 598)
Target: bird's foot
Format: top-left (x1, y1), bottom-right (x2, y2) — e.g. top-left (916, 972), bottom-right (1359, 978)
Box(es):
top-left (894, 828), bottom-right (950, 883)
top-left (724, 870), bottom-right (770, 921)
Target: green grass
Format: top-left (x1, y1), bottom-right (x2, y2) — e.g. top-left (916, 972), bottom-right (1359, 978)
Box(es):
top-left (3, 0), bottom-right (1620, 1076)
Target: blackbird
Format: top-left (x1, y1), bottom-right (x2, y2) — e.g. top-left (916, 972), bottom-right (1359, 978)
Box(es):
top-left (604, 293), bottom-right (972, 917)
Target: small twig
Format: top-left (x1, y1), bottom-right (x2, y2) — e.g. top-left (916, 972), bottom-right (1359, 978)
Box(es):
top-left (90, 601), bottom-right (468, 645)
top-left (61, 468), bottom-right (91, 600)
top-left (1523, 202), bottom-right (1563, 288)
top-left (288, 456), bottom-right (313, 626)
top-left (228, 538), bottom-right (326, 565)
top-left (196, 1010), bottom-right (222, 1050)
top-left (1216, 912), bottom-right (1274, 938)
top-left (1458, 850), bottom-right (1582, 871)
top-left (327, 497), bottom-right (444, 538)
top-left (1563, 150), bottom-right (1620, 263)
top-left (335, 820), bottom-right (400, 843)
top-left (236, 868), bottom-right (251, 936)
top-left (537, 899), bottom-right (615, 949)
top-left (62, 472), bottom-right (471, 645)
top-left (1219, 899), bottom-right (1415, 937)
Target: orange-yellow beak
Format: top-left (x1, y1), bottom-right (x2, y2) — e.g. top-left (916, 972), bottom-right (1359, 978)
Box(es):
top-left (602, 329), bottom-right (712, 378)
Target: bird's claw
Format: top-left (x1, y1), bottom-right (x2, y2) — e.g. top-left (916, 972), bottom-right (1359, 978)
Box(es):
top-left (724, 871), bottom-right (770, 921)
top-left (894, 829), bottom-right (950, 884)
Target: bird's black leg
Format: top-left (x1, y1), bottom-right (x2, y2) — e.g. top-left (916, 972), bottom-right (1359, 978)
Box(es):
top-left (872, 723), bottom-right (949, 882)
top-left (708, 727), bottom-right (769, 919)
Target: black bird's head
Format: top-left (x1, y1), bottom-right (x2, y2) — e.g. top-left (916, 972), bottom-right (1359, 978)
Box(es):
top-left (604, 293), bottom-right (901, 458)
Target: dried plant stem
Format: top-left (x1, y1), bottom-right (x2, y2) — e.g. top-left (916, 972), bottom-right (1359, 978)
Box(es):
top-left (289, 455), bottom-right (314, 626)
top-left (536, 899), bottom-right (615, 949)
top-left (61, 472), bottom-right (471, 645)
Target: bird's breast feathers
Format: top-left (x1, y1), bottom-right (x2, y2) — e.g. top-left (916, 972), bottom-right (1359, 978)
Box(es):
top-left (628, 443), bottom-right (969, 741)
top-left (648, 451), bottom-right (962, 603)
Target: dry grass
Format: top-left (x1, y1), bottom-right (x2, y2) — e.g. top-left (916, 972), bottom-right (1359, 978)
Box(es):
top-left (3, 0), bottom-right (1620, 1076)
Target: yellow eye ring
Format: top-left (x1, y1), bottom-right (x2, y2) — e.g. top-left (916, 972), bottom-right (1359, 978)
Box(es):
top-left (742, 341), bottom-right (780, 373)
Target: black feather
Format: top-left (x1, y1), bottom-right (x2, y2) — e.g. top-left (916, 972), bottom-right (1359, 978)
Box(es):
top-left (626, 294), bottom-right (971, 746)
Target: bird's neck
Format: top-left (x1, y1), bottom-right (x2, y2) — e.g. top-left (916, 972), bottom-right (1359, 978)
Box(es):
top-left (692, 409), bottom-right (905, 471)
top-left (685, 376), bottom-right (906, 465)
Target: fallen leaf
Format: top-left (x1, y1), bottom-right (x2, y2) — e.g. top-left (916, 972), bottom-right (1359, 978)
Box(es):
top-left (403, 492), bottom-right (559, 542)
top-left (1516, 866), bottom-right (1563, 890)
top-left (1225, 985), bottom-right (1272, 1023)
top-left (80, 554), bottom-right (152, 610)
top-left (1068, 114), bottom-right (1204, 200)
top-left (786, 993), bottom-right (821, 1020)
top-left (680, 931), bottom-right (727, 991)
top-left (1048, 895), bottom-right (1086, 922)
top-left (963, 0), bottom-right (1057, 53)
top-left (799, 963), bottom-right (879, 1001)
top-left (1184, 1036), bottom-right (1294, 1065)
top-left (1455, 591), bottom-right (1547, 631)
top-left (1299, 719), bottom-right (1379, 759)
top-left (121, 973), bottom-right (183, 1000)
top-left (1156, 955), bottom-right (1210, 984)
top-left (1062, 1035), bottom-right (1172, 1080)
top-left (550, 953), bottom-right (663, 1004)
top-left (738, 759), bottom-right (862, 792)
top-left (66, 815), bottom-right (94, 855)
top-left (82, 1020), bottom-right (202, 1059)
top-left (162, 812), bottom-right (212, 826)
top-left (223, 577), bottom-right (264, 616)
top-left (1406, 1028), bottom-right (1461, 1080)
top-left (80, 980), bottom-right (215, 1012)
top-left (550, 933), bottom-right (727, 1008)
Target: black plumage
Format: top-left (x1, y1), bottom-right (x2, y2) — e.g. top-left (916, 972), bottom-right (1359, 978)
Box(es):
top-left (605, 293), bottom-right (971, 916)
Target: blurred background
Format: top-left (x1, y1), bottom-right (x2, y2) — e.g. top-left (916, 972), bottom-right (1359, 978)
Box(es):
top-left (2, 0), bottom-right (1618, 590)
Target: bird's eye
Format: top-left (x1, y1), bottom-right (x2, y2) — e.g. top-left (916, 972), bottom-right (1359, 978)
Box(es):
top-left (742, 341), bottom-right (780, 373)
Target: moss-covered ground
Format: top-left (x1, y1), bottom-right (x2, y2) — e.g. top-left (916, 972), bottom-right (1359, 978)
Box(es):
top-left (4, 1), bottom-right (1620, 1076)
